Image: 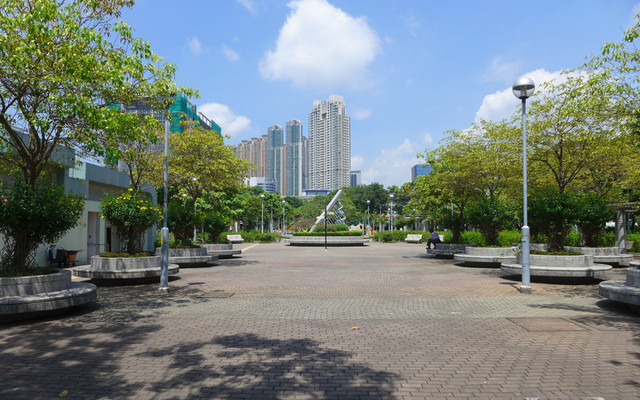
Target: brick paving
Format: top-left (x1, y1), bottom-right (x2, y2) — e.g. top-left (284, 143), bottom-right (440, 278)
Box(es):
top-left (0, 241), bottom-right (639, 399)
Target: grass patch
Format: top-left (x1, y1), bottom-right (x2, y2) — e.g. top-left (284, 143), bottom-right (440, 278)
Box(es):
top-left (530, 250), bottom-right (583, 256)
top-left (0, 266), bottom-right (60, 278)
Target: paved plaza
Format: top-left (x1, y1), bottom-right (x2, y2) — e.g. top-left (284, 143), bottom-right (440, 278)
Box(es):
top-left (1, 242), bottom-right (639, 399)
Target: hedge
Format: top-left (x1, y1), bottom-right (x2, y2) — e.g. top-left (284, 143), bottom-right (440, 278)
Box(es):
top-left (292, 231), bottom-right (363, 237)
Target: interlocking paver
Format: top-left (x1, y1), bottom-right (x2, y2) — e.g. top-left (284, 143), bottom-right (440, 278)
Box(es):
top-left (1, 241), bottom-right (639, 399)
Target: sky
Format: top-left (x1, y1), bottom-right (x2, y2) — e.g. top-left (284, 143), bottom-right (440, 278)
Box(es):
top-left (121, 0), bottom-right (640, 188)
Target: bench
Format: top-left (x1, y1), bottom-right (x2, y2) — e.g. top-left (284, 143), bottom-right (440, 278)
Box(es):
top-left (405, 234), bottom-right (423, 243)
top-left (227, 234), bottom-right (244, 244)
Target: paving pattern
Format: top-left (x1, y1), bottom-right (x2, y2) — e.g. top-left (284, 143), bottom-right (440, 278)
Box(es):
top-left (0, 241), bottom-right (638, 399)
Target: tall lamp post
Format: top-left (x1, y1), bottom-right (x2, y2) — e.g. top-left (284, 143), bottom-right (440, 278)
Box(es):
top-left (260, 194), bottom-right (265, 233)
top-left (389, 194), bottom-right (395, 232)
top-left (282, 200), bottom-right (286, 234)
top-left (160, 119), bottom-right (170, 293)
top-left (192, 177), bottom-right (198, 243)
top-left (366, 200), bottom-right (370, 235)
top-left (512, 76), bottom-right (535, 294)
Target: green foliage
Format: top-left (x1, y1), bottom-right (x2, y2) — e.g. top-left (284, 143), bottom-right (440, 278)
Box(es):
top-left (497, 230), bottom-right (521, 247)
top-left (460, 231), bottom-right (485, 246)
top-left (100, 189), bottom-right (160, 254)
top-left (202, 212), bottom-right (231, 244)
top-left (0, 177), bottom-right (84, 275)
top-left (572, 193), bottom-right (615, 246)
top-left (166, 196), bottom-right (196, 246)
top-left (467, 198), bottom-right (512, 245)
top-left (528, 187), bottom-right (577, 251)
top-left (531, 250), bottom-right (583, 256)
top-left (564, 231), bottom-right (581, 247)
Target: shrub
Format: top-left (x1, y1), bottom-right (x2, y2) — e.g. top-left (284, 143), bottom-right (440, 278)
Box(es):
top-left (467, 198), bottom-right (511, 245)
top-left (99, 252), bottom-right (155, 258)
top-left (293, 231), bottom-right (362, 237)
top-left (0, 177), bottom-right (84, 275)
top-left (497, 230), bottom-right (520, 247)
top-left (460, 231), bottom-right (485, 246)
top-left (100, 189), bottom-right (160, 254)
top-left (564, 231), bottom-right (581, 247)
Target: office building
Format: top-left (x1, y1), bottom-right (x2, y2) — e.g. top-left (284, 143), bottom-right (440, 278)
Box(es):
top-left (411, 164), bottom-right (432, 181)
top-left (308, 95), bottom-right (351, 191)
top-left (267, 125), bottom-right (284, 194)
top-left (350, 170), bottom-right (361, 187)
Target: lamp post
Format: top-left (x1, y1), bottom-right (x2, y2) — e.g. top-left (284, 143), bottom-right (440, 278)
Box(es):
top-left (192, 177), bottom-right (198, 243)
top-left (160, 119), bottom-right (170, 293)
top-left (512, 76), bottom-right (535, 294)
top-left (260, 194), bottom-right (265, 233)
top-left (366, 200), bottom-right (370, 235)
top-left (282, 200), bottom-right (286, 234)
top-left (389, 194), bottom-right (395, 232)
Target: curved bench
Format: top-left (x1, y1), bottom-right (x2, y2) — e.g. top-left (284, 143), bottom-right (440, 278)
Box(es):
top-left (200, 244), bottom-right (242, 259)
top-left (427, 243), bottom-right (474, 259)
top-left (1, 270), bottom-right (96, 322)
top-left (564, 246), bottom-right (633, 267)
top-left (289, 236), bottom-right (367, 246)
top-left (73, 256), bottom-right (179, 280)
top-left (599, 263), bottom-right (640, 309)
top-left (454, 247), bottom-right (518, 267)
top-left (155, 247), bottom-right (218, 267)
top-left (501, 254), bottom-right (612, 280)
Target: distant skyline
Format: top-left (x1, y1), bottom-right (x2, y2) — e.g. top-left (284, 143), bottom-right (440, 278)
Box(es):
top-left (121, 0), bottom-right (640, 187)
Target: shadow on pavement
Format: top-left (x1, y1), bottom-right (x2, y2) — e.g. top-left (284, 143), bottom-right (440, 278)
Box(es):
top-left (137, 333), bottom-right (400, 399)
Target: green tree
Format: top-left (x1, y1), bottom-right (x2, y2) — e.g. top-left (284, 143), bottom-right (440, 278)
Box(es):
top-left (0, 0), bottom-right (190, 274)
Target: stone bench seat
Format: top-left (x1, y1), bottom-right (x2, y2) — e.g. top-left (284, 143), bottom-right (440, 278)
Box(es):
top-left (201, 244), bottom-right (242, 259)
top-left (227, 234), bottom-right (244, 244)
top-left (1, 270), bottom-right (96, 321)
top-left (427, 243), bottom-right (474, 258)
top-left (501, 254), bottom-right (612, 280)
top-left (599, 263), bottom-right (640, 309)
top-left (404, 234), bottom-right (423, 243)
top-left (564, 246), bottom-right (633, 267)
top-left (454, 247), bottom-right (518, 267)
top-left (73, 265), bottom-right (179, 279)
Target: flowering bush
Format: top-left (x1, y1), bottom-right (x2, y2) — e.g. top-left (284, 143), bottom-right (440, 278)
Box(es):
top-left (0, 177), bottom-right (84, 275)
top-left (100, 189), bottom-right (160, 254)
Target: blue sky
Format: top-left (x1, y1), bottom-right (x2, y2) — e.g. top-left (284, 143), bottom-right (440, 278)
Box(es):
top-left (121, 0), bottom-right (639, 187)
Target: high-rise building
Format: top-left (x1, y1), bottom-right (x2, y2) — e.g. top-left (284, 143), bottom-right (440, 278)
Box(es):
top-left (308, 95), bottom-right (351, 191)
top-left (236, 135), bottom-right (268, 179)
top-left (285, 120), bottom-right (304, 197)
top-left (411, 164), bottom-right (432, 181)
top-left (350, 170), bottom-right (361, 187)
top-left (267, 125), bottom-right (284, 194)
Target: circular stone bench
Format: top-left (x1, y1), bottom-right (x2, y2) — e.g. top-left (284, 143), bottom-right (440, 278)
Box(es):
top-left (599, 263), bottom-right (640, 310)
top-left (454, 247), bottom-right (518, 267)
top-left (155, 247), bottom-right (218, 267)
top-left (289, 236), bottom-right (367, 246)
top-left (1, 270), bottom-right (96, 322)
top-left (564, 246), bottom-right (633, 267)
top-left (200, 244), bottom-right (242, 259)
top-left (501, 254), bottom-right (612, 280)
top-left (73, 255), bottom-right (179, 280)
top-left (427, 243), bottom-right (475, 259)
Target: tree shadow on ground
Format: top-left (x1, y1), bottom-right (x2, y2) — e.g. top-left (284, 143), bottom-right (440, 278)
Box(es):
top-left (138, 333), bottom-right (400, 399)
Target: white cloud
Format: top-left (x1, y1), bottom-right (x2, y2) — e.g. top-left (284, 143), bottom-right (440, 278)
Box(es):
top-left (406, 15), bottom-right (420, 37)
top-left (482, 56), bottom-right (521, 84)
top-left (353, 108), bottom-right (372, 120)
top-left (351, 154), bottom-right (364, 170)
top-left (222, 44), bottom-right (240, 61)
top-left (422, 132), bottom-right (433, 146)
top-left (629, 3), bottom-right (640, 28)
top-left (198, 103), bottom-right (254, 137)
top-left (475, 68), bottom-right (567, 123)
top-left (259, 0), bottom-right (381, 89)
top-left (236, 0), bottom-right (256, 14)
top-left (188, 36), bottom-right (202, 55)
top-left (362, 138), bottom-right (422, 187)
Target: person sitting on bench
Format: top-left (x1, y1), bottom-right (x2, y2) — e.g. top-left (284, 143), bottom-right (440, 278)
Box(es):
top-left (426, 230), bottom-right (441, 249)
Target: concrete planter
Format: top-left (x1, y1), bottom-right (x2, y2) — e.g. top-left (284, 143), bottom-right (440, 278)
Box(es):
top-left (427, 243), bottom-right (475, 259)
top-left (73, 256), bottom-right (179, 280)
top-left (599, 266), bottom-right (640, 308)
top-left (1, 270), bottom-right (96, 322)
top-left (565, 246), bottom-right (632, 267)
top-left (154, 247), bottom-right (218, 267)
top-left (200, 244), bottom-right (241, 259)
top-left (454, 247), bottom-right (518, 267)
top-left (289, 236), bottom-right (367, 246)
top-left (501, 254), bottom-right (612, 280)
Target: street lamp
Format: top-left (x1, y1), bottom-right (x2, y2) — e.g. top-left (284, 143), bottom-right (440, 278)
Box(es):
top-left (160, 120), bottom-right (170, 293)
top-left (260, 194), bottom-right (265, 234)
top-left (366, 200), bottom-right (370, 235)
top-left (192, 177), bottom-right (197, 243)
top-left (389, 194), bottom-right (395, 232)
top-left (512, 76), bottom-right (535, 294)
top-left (282, 200), bottom-right (286, 235)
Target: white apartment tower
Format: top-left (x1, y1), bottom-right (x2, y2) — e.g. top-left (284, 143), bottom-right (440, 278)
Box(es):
top-left (308, 95), bottom-right (351, 191)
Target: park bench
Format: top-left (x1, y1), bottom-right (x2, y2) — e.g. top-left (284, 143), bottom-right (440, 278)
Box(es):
top-left (227, 234), bottom-right (244, 244)
top-left (405, 234), bottom-right (423, 243)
